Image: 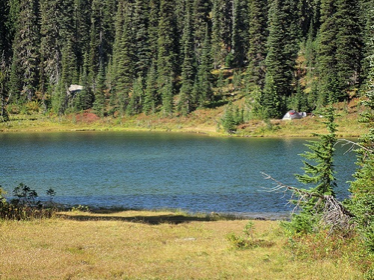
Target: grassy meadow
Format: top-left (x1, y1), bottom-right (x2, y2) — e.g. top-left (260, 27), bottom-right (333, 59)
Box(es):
top-left (0, 210), bottom-right (366, 280)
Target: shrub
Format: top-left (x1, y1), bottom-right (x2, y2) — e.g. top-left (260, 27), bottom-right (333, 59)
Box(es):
top-left (0, 183), bottom-right (57, 220)
top-left (227, 220), bottom-right (274, 249)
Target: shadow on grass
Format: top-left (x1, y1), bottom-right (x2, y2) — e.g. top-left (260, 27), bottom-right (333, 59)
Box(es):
top-left (56, 210), bottom-right (244, 225)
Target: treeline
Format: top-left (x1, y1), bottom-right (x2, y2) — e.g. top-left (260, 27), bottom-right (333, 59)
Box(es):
top-left (0, 0), bottom-right (373, 120)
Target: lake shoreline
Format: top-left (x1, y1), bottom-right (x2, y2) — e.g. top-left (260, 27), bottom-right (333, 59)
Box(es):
top-left (0, 119), bottom-right (365, 138)
top-left (56, 203), bottom-right (291, 221)
top-left (0, 104), bottom-right (367, 138)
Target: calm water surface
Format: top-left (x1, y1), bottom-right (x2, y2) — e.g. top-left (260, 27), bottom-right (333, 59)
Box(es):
top-left (0, 131), bottom-right (357, 217)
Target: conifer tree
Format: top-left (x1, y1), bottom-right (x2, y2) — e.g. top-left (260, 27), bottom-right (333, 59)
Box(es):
top-left (161, 75), bottom-right (174, 116)
top-left (72, 0), bottom-right (91, 69)
top-left (247, 0), bottom-right (268, 89)
top-left (177, 1), bottom-right (196, 115)
top-left (73, 52), bottom-right (92, 112)
top-left (39, 0), bottom-right (60, 92)
top-left (133, 0), bottom-right (151, 77)
top-left (11, 0), bottom-right (40, 102)
top-left (263, 0), bottom-right (299, 116)
top-left (0, 0), bottom-right (12, 61)
top-left (347, 53), bottom-right (374, 258)
top-left (358, 0), bottom-right (373, 85)
top-left (0, 53), bottom-right (9, 122)
top-left (211, 0), bottom-right (232, 68)
top-left (89, 0), bottom-right (115, 72)
top-left (197, 25), bottom-right (213, 107)
top-left (53, 40), bottom-right (77, 114)
top-left (157, 0), bottom-right (178, 113)
top-left (93, 63), bottom-right (106, 117)
top-left (127, 76), bottom-right (144, 116)
top-left (231, 0), bottom-right (249, 67)
top-left (221, 103), bottom-right (237, 134)
top-left (143, 63), bottom-right (158, 115)
top-left (261, 73), bottom-right (283, 118)
top-left (334, 0), bottom-right (361, 95)
top-left (288, 105), bottom-right (338, 234)
top-left (192, 0), bottom-right (212, 60)
top-left (148, 0), bottom-right (160, 64)
top-left (317, 0), bottom-right (362, 104)
top-left (114, 3), bottom-right (135, 109)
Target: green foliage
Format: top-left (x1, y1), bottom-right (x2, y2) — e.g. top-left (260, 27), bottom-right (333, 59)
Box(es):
top-left (220, 103), bottom-right (244, 134)
top-left (227, 220), bottom-right (274, 249)
top-left (260, 74), bottom-right (284, 119)
top-left (345, 62), bottom-right (374, 276)
top-left (247, 0), bottom-right (268, 88)
top-left (93, 64), bottom-right (107, 117)
top-left (71, 205), bottom-right (90, 212)
top-left (0, 183), bottom-right (56, 220)
top-left (285, 105), bottom-right (338, 234)
top-left (317, 0), bottom-right (361, 104)
top-left (12, 183), bottom-right (41, 207)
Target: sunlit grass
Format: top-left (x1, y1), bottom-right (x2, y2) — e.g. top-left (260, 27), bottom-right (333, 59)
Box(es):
top-left (0, 210), bottom-right (363, 279)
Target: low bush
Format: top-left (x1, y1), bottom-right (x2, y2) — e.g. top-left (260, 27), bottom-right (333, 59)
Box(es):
top-left (0, 183), bottom-right (57, 220)
top-left (227, 221), bottom-right (275, 249)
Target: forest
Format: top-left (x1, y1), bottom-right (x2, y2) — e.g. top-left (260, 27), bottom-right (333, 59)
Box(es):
top-left (0, 0), bottom-right (373, 122)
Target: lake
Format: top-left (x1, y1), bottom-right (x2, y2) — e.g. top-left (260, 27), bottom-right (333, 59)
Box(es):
top-left (0, 131), bottom-right (357, 218)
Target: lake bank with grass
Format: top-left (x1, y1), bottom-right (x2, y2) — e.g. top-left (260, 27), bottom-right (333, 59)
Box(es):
top-left (0, 98), bottom-right (368, 138)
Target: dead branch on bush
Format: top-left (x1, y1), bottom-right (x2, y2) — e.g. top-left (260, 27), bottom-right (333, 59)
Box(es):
top-left (336, 139), bottom-right (373, 156)
top-left (261, 172), bottom-right (355, 232)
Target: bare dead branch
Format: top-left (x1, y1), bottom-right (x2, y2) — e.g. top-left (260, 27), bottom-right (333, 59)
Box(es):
top-left (336, 139), bottom-right (373, 154)
top-left (261, 172), bottom-right (355, 232)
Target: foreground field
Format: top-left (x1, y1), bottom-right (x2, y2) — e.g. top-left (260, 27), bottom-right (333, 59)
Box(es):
top-left (0, 210), bottom-right (363, 279)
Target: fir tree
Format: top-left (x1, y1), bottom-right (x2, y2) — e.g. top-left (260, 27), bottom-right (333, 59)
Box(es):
top-left (157, 0), bottom-right (178, 113)
top-left (127, 76), bottom-right (144, 116)
top-left (335, 0), bottom-right (361, 95)
top-left (143, 63), bottom-right (158, 115)
top-left (148, 0), bottom-right (160, 64)
top-left (72, 0), bottom-right (91, 70)
top-left (161, 75), bottom-right (174, 117)
top-left (247, 0), bottom-right (268, 89)
top-left (263, 0), bottom-right (298, 115)
top-left (114, 3), bottom-right (135, 111)
top-left (177, 1), bottom-right (196, 115)
top-left (347, 53), bottom-right (374, 259)
top-left (317, 0), bottom-right (362, 104)
top-left (211, 0), bottom-right (232, 68)
top-left (197, 24), bottom-right (213, 107)
top-left (39, 0), bottom-right (61, 92)
top-left (12, 0), bottom-right (40, 102)
top-left (0, 53), bottom-right (9, 122)
top-left (221, 103), bottom-right (237, 134)
top-left (288, 105), bottom-right (338, 234)
top-left (260, 73), bottom-right (283, 119)
top-left (231, 0), bottom-right (249, 67)
top-left (192, 0), bottom-right (212, 60)
top-left (93, 63), bottom-right (106, 117)
top-left (133, 0), bottom-right (151, 77)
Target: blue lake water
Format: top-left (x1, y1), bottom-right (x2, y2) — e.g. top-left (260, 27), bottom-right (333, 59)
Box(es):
top-left (0, 131), bottom-right (357, 218)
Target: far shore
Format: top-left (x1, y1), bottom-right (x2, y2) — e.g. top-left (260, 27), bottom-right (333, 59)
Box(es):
top-left (0, 110), bottom-right (367, 138)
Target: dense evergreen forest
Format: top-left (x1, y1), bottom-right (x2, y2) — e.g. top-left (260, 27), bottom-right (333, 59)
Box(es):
top-left (0, 0), bottom-right (373, 121)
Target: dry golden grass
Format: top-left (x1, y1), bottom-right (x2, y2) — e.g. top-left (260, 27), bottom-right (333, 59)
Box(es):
top-left (0, 210), bottom-right (363, 279)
